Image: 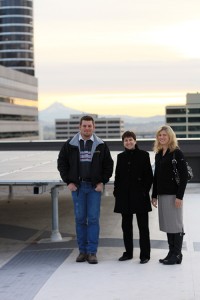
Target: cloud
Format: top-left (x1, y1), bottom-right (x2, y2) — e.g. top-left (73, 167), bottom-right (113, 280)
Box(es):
top-left (36, 59), bottom-right (200, 94)
top-left (34, 0), bottom-right (200, 115)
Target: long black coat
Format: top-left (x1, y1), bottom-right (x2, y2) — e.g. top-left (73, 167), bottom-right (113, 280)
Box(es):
top-left (113, 148), bottom-right (153, 214)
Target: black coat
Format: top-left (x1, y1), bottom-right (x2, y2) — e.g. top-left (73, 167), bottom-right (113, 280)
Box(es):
top-left (57, 139), bottom-right (113, 186)
top-left (152, 148), bottom-right (188, 200)
top-left (113, 148), bottom-right (153, 214)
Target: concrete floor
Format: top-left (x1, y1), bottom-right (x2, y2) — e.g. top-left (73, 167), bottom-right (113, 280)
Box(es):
top-left (0, 183), bottom-right (200, 300)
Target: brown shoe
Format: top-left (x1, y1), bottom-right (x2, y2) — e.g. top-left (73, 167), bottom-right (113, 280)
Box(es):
top-left (76, 253), bottom-right (87, 262)
top-left (87, 253), bottom-right (98, 264)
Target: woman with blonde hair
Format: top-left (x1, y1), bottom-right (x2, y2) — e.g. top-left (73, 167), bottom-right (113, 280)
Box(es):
top-left (151, 125), bottom-right (188, 265)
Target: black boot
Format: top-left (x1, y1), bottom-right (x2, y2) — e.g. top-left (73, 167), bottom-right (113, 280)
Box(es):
top-left (163, 232), bottom-right (184, 265)
top-left (162, 253), bottom-right (183, 265)
top-left (159, 233), bottom-right (174, 263)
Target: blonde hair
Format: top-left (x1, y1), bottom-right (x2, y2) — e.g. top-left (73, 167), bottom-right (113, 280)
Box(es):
top-left (153, 125), bottom-right (179, 153)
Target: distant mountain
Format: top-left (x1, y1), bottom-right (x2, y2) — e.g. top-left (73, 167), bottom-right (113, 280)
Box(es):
top-left (39, 102), bottom-right (165, 125)
top-left (38, 102), bottom-right (165, 139)
top-left (39, 102), bottom-right (88, 124)
top-left (104, 114), bottom-right (165, 124)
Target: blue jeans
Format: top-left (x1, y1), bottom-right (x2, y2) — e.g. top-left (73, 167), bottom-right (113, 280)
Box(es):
top-left (72, 182), bottom-right (101, 254)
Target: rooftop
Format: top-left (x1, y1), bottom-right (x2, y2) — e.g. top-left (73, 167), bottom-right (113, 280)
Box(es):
top-left (0, 182), bottom-right (199, 300)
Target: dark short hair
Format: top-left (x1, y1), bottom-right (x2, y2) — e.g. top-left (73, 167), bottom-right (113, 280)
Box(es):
top-left (80, 115), bottom-right (95, 125)
top-left (122, 131), bottom-right (136, 141)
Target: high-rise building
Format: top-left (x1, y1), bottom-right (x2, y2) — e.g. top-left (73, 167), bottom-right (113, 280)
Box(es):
top-left (166, 93), bottom-right (200, 138)
top-left (55, 114), bottom-right (124, 140)
top-left (0, 0), bottom-right (38, 140)
top-left (0, 0), bottom-right (34, 76)
top-left (0, 64), bottom-right (39, 139)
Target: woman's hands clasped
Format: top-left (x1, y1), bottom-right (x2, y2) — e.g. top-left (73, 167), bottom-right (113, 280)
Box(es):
top-left (151, 198), bottom-right (158, 208)
top-left (151, 197), bottom-right (182, 208)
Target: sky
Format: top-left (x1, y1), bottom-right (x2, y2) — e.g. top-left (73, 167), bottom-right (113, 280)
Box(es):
top-left (34, 0), bottom-right (200, 116)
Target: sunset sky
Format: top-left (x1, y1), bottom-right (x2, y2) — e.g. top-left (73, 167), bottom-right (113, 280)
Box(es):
top-left (34, 0), bottom-right (200, 116)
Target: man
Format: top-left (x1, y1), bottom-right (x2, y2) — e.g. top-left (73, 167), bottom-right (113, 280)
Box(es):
top-left (57, 115), bottom-right (113, 264)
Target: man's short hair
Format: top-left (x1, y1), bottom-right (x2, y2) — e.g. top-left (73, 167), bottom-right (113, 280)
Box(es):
top-left (80, 115), bottom-right (95, 125)
top-left (122, 131), bottom-right (136, 141)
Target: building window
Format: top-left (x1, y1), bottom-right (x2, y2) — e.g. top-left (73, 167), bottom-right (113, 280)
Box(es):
top-left (0, 8), bottom-right (32, 16)
top-left (107, 120), bottom-right (119, 124)
top-left (0, 34), bottom-right (33, 42)
top-left (0, 60), bottom-right (34, 67)
top-left (0, 131), bottom-right (38, 139)
top-left (188, 117), bottom-right (200, 123)
top-left (0, 25), bottom-right (33, 34)
top-left (0, 52), bottom-right (33, 59)
top-left (188, 126), bottom-right (200, 132)
top-left (188, 108), bottom-right (200, 114)
top-left (166, 117), bottom-right (186, 123)
top-left (176, 134), bottom-right (187, 138)
top-left (56, 122), bottom-right (68, 125)
top-left (0, 43), bottom-right (33, 51)
top-left (0, 114), bottom-right (37, 121)
top-left (188, 134), bottom-right (200, 137)
top-left (166, 108), bottom-right (186, 114)
top-left (0, 16), bottom-right (32, 24)
top-left (95, 121), bottom-right (106, 124)
top-left (171, 126), bottom-right (186, 131)
top-left (0, 1), bottom-right (32, 7)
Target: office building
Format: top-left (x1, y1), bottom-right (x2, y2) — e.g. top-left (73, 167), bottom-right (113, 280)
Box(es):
top-left (0, 0), bottom-right (38, 140)
top-left (166, 93), bottom-right (200, 138)
top-left (55, 114), bottom-right (124, 140)
top-left (0, 64), bottom-right (38, 139)
top-left (0, 0), bottom-right (34, 76)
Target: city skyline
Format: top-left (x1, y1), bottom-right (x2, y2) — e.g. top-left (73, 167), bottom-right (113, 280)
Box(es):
top-left (34, 0), bottom-right (200, 116)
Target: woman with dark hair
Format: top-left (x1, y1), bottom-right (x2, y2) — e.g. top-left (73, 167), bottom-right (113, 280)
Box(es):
top-left (151, 125), bottom-right (188, 265)
top-left (113, 131), bottom-right (153, 264)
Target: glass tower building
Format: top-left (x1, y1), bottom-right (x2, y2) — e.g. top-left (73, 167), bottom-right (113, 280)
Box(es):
top-left (0, 0), bottom-right (34, 76)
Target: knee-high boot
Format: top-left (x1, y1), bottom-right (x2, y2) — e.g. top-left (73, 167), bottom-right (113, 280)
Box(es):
top-left (163, 232), bottom-right (184, 265)
top-left (159, 233), bottom-right (174, 263)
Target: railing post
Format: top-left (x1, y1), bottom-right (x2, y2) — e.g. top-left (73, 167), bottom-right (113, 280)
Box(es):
top-left (50, 186), bottom-right (62, 242)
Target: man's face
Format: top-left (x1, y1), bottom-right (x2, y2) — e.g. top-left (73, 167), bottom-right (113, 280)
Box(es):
top-left (80, 120), bottom-right (95, 139)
